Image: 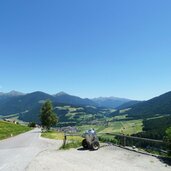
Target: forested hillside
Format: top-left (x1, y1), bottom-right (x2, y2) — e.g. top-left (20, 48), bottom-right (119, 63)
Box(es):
top-left (127, 91), bottom-right (171, 118)
top-left (134, 115), bottom-right (171, 140)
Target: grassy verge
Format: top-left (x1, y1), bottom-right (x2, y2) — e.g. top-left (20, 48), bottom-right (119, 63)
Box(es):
top-left (41, 131), bottom-right (64, 140)
top-left (41, 130), bottom-right (83, 150)
top-left (0, 121), bottom-right (31, 140)
top-left (60, 141), bottom-right (82, 150)
top-left (62, 135), bottom-right (83, 150)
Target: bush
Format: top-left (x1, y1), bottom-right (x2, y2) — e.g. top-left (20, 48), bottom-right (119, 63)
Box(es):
top-left (28, 122), bottom-right (36, 127)
top-left (98, 136), bottom-right (118, 144)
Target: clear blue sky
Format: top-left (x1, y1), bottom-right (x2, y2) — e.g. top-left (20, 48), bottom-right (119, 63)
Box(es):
top-left (0, 0), bottom-right (171, 100)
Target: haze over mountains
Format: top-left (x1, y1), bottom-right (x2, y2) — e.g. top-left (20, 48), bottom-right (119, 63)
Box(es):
top-left (92, 97), bottom-right (131, 108)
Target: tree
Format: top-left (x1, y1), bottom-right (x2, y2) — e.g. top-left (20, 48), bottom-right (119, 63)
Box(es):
top-left (40, 100), bottom-right (58, 130)
top-left (164, 127), bottom-right (171, 156)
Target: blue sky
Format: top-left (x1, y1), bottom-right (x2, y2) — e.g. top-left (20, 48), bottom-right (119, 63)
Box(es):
top-left (0, 0), bottom-right (171, 100)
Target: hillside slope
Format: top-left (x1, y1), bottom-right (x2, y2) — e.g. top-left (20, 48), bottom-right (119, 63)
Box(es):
top-left (134, 115), bottom-right (171, 140)
top-left (127, 91), bottom-right (171, 117)
top-left (54, 92), bottom-right (97, 106)
top-left (0, 91), bottom-right (55, 115)
top-left (116, 100), bottom-right (141, 110)
top-left (19, 104), bottom-right (111, 125)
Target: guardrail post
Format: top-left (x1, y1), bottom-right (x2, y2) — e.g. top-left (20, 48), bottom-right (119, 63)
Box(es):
top-left (63, 134), bottom-right (67, 148)
top-left (124, 136), bottom-right (126, 147)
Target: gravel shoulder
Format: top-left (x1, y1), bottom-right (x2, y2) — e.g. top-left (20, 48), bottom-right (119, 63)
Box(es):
top-left (27, 144), bottom-right (170, 171)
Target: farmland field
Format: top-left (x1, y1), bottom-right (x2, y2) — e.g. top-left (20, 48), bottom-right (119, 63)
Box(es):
top-left (77, 119), bottom-right (143, 135)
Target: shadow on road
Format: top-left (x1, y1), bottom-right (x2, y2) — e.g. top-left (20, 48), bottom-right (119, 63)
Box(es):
top-left (158, 156), bottom-right (171, 166)
top-left (77, 147), bottom-right (99, 152)
top-left (77, 144), bottom-right (109, 151)
top-left (77, 147), bottom-right (88, 151)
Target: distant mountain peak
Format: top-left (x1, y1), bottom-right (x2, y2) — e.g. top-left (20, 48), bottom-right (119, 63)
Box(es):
top-left (55, 91), bottom-right (69, 96)
top-left (0, 90), bottom-right (24, 96)
top-left (9, 90), bottom-right (24, 96)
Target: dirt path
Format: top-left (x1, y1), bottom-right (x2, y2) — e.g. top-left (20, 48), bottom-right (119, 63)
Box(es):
top-left (27, 144), bottom-right (170, 171)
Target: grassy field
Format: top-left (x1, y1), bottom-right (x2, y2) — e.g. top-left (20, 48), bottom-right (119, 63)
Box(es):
top-left (75, 119), bottom-right (143, 142)
top-left (0, 121), bottom-right (31, 140)
top-left (99, 119), bottom-right (143, 135)
top-left (77, 125), bottom-right (105, 133)
top-left (77, 119), bottom-right (143, 135)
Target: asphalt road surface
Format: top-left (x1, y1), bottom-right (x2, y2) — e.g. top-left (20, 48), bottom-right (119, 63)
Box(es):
top-left (0, 128), bottom-right (60, 171)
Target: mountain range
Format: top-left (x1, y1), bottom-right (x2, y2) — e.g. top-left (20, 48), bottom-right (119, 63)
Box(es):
top-left (0, 90), bottom-right (134, 116)
top-left (1, 90), bottom-right (171, 141)
top-left (1, 90), bottom-right (171, 124)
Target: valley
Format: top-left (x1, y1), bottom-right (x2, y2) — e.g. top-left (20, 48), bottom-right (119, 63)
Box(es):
top-left (0, 90), bottom-right (171, 145)
top-left (0, 90), bottom-right (171, 170)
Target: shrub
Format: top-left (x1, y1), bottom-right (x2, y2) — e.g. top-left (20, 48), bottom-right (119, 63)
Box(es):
top-left (28, 122), bottom-right (36, 127)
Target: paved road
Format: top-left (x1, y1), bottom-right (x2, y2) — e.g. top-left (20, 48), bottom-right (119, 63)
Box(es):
top-left (0, 128), bottom-right (61, 171)
top-left (27, 145), bottom-right (171, 171)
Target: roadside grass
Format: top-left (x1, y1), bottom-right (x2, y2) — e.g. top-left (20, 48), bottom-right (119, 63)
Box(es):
top-left (61, 135), bottom-right (83, 150)
top-left (41, 131), bottom-right (64, 140)
top-left (60, 140), bottom-right (82, 150)
top-left (41, 130), bottom-right (83, 150)
top-left (0, 121), bottom-right (31, 140)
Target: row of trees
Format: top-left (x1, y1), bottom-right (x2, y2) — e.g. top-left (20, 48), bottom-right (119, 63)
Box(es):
top-left (165, 127), bottom-right (171, 155)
